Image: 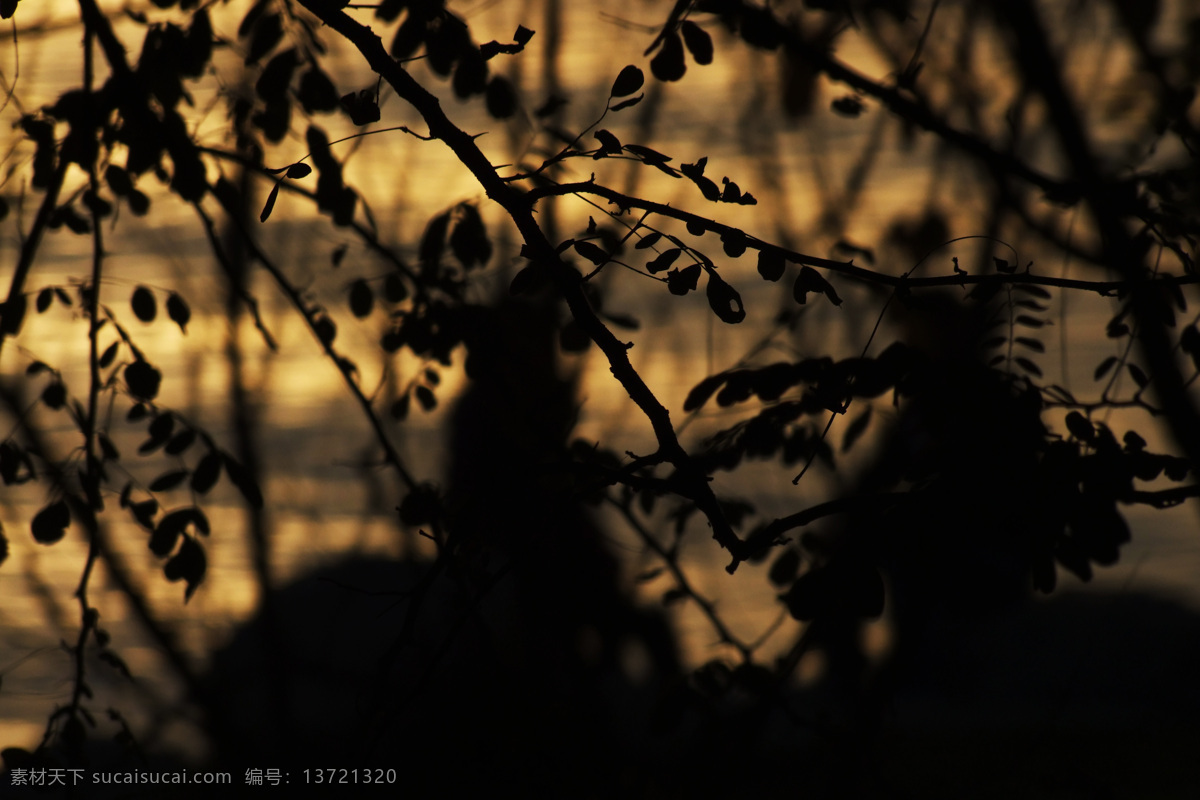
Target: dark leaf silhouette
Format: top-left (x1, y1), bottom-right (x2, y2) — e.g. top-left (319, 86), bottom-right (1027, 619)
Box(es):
top-left (124, 359), bottom-right (162, 402)
top-left (259, 182), bottom-right (280, 223)
top-left (610, 65), bottom-right (644, 97)
top-left (131, 286), bottom-right (156, 323)
top-left (793, 266), bottom-right (842, 306)
top-left (831, 95), bottom-right (865, 117)
top-left (757, 249), bottom-right (786, 281)
top-left (164, 537), bottom-right (206, 601)
top-left (706, 270), bottom-right (746, 323)
top-left (667, 264), bottom-right (702, 296)
top-left (647, 248), bottom-right (682, 274)
top-left (609, 94), bottom-right (644, 112)
top-left (486, 77), bottom-right (518, 118)
top-left (650, 31), bottom-right (686, 82)
top-left (635, 231), bottom-right (662, 249)
top-left (165, 429), bottom-right (197, 456)
top-left (1128, 363), bottom-right (1149, 388)
top-left (299, 67), bottom-right (339, 113)
top-left (31, 501), bottom-right (70, 545)
top-left (348, 279), bottom-right (374, 318)
top-left (1094, 355), bottom-right (1119, 381)
top-left (166, 293), bottom-right (191, 333)
top-left (150, 470), bottom-right (190, 493)
top-left (680, 21), bottom-right (713, 65)
top-left (415, 385), bottom-right (437, 412)
top-left (41, 382), bottom-right (66, 410)
top-left (36, 288), bottom-right (52, 313)
top-left (593, 129), bottom-right (622, 157)
top-left (574, 240), bottom-right (608, 266)
top-left (190, 452), bottom-right (222, 494)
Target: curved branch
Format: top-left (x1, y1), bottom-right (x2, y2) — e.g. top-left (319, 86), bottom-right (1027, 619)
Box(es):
top-left (298, 1), bottom-right (750, 569)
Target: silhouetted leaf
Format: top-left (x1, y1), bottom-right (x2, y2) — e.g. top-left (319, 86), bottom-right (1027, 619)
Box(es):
top-left (255, 48), bottom-right (297, 102)
top-left (610, 65), bottom-right (644, 97)
top-left (31, 501), bottom-right (70, 545)
top-left (680, 21), bottom-right (713, 65)
top-left (339, 89), bottom-right (380, 125)
top-left (651, 30), bottom-right (686, 82)
top-left (593, 129), bottom-right (621, 157)
top-left (164, 537), bottom-right (206, 601)
top-left (1093, 355), bottom-right (1118, 381)
top-left (415, 385), bottom-right (437, 411)
top-left (41, 382), bottom-right (66, 410)
top-left (314, 315), bottom-right (336, 345)
top-left (609, 94), bottom-right (644, 112)
top-left (190, 451), bottom-right (221, 494)
top-left (720, 229), bottom-right (747, 257)
top-left (1015, 336), bottom-right (1044, 353)
top-left (1014, 356), bottom-right (1042, 377)
top-left (574, 240), bottom-right (608, 266)
top-left (485, 76), bottom-right (517, 118)
top-left (793, 267), bottom-right (841, 306)
top-left (1065, 412), bottom-right (1094, 441)
top-left (124, 359), bottom-right (162, 401)
top-left (831, 95), bottom-right (864, 117)
top-left (150, 470), bottom-right (190, 492)
top-left (299, 67), bottom-right (339, 113)
top-left (349, 279), bottom-right (374, 318)
top-left (160, 294), bottom-right (188, 334)
top-left (1127, 363), bottom-right (1149, 388)
top-left (636, 231), bottom-right (662, 250)
top-left (164, 429), bottom-right (197, 456)
top-left (36, 288), bottom-right (52, 313)
top-left (131, 286), bottom-right (156, 322)
top-left (259, 181), bottom-right (280, 222)
top-left (452, 47), bottom-right (488, 99)
top-left (757, 249), bottom-right (786, 281)
top-left (647, 248), bottom-right (682, 274)
top-left (684, 374), bottom-right (725, 412)
top-left (667, 264), bottom-right (701, 295)
top-left (285, 163), bottom-right (312, 179)
top-left (706, 270), bottom-right (745, 323)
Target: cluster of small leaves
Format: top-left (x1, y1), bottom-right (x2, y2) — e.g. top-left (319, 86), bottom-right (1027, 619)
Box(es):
top-left (968, 263), bottom-right (1051, 381)
top-left (647, 18), bottom-right (714, 83)
top-left (377, 0), bottom-right (529, 118)
top-left (238, 0), bottom-right (340, 141)
top-left (117, 406), bottom-right (263, 599)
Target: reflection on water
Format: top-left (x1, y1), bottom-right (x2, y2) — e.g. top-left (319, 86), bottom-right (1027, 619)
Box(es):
top-left (1, 0), bottom-right (1199, 788)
